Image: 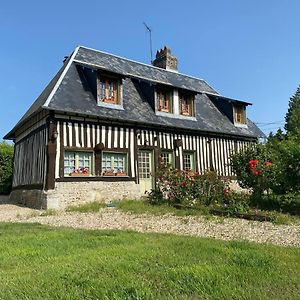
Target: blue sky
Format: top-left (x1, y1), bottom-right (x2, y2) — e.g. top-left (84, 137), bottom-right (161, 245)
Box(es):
top-left (1, 0), bottom-right (300, 140)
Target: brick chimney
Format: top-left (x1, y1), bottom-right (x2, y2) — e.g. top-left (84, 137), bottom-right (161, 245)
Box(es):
top-left (152, 46), bottom-right (178, 72)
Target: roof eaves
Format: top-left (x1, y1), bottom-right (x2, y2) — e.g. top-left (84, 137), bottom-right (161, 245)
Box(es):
top-left (204, 91), bottom-right (252, 106)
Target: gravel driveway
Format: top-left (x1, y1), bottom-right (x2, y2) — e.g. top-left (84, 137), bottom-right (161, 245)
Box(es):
top-left (0, 204), bottom-right (299, 247)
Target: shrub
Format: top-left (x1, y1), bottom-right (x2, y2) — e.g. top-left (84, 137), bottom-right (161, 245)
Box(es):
top-left (0, 141), bottom-right (14, 195)
top-left (230, 143), bottom-right (275, 196)
top-left (152, 164), bottom-right (227, 207)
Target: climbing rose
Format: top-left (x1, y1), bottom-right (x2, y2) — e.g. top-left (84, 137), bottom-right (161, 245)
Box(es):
top-left (181, 181), bottom-right (187, 188)
top-left (249, 159), bottom-right (259, 169)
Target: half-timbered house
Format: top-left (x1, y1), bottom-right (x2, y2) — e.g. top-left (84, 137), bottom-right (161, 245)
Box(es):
top-left (4, 46), bottom-right (263, 208)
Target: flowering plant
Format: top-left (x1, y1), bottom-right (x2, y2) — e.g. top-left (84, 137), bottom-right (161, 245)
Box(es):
top-left (231, 144), bottom-right (275, 196)
top-left (152, 163), bottom-right (227, 206)
top-left (70, 167), bottom-right (89, 175)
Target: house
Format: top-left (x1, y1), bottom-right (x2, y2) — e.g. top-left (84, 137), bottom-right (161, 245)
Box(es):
top-left (4, 45), bottom-right (263, 209)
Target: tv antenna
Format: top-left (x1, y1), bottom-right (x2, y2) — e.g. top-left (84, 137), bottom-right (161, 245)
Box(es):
top-left (143, 22), bottom-right (153, 63)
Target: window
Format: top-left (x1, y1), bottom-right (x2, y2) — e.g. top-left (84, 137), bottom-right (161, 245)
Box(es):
top-left (183, 152), bottom-right (195, 171)
top-left (160, 151), bottom-right (173, 166)
top-left (157, 88), bottom-right (172, 113)
top-left (97, 75), bottom-right (120, 104)
top-left (234, 104), bottom-right (246, 124)
top-left (102, 152), bottom-right (127, 176)
top-left (64, 152), bottom-right (93, 176)
top-left (179, 93), bottom-right (194, 116)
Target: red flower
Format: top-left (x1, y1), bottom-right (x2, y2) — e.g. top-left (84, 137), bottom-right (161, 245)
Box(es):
top-left (254, 170), bottom-right (262, 175)
top-left (181, 181), bottom-right (187, 188)
top-left (249, 159), bottom-right (259, 169)
top-left (264, 161), bottom-right (272, 167)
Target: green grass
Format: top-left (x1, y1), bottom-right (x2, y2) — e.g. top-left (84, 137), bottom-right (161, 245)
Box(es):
top-left (0, 223), bottom-right (299, 299)
top-left (66, 201), bottom-right (106, 213)
top-left (117, 200), bottom-right (299, 224)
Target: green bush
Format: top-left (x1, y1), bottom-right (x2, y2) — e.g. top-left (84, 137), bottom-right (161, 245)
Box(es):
top-left (230, 144), bottom-right (275, 196)
top-left (150, 164), bottom-right (227, 207)
top-left (0, 141), bottom-right (14, 195)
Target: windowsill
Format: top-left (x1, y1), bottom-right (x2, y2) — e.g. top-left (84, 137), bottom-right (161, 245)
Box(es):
top-left (156, 111), bottom-right (197, 121)
top-left (97, 101), bottom-right (124, 110)
top-left (234, 122), bottom-right (248, 128)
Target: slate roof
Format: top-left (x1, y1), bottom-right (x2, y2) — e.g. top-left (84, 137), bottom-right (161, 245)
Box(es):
top-left (4, 46), bottom-right (264, 139)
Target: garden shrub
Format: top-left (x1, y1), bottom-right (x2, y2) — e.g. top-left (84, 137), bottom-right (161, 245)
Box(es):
top-left (151, 164), bottom-right (227, 207)
top-left (230, 143), bottom-right (275, 197)
top-left (0, 141), bottom-right (14, 195)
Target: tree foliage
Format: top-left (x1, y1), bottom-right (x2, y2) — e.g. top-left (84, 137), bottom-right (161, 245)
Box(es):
top-left (285, 85), bottom-right (300, 138)
top-left (0, 141), bottom-right (14, 194)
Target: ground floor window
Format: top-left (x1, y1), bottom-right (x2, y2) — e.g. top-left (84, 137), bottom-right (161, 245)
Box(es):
top-left (183, 152), bottom-right (195, 171)
top-left (64, 151), bottom-right (93, 176)
top-left (102, 152), bottom-right (127, 176)
top-left (160, 151), bottom-right (174, 167)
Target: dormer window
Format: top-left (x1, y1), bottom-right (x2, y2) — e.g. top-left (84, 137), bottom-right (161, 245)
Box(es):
top-left (97, 75), bottom-right (120, 105)
top-left (234, 104), bottom-right (246, 124)
top-left (157, 88), bottom-right (172, 113)
top-left (179, 92), bottom-right (194, 116)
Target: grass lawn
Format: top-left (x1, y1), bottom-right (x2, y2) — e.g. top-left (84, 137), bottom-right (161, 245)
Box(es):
top-left (0, 223), bottom-right (299, 299)
top-left (117, 200), bottom-right (300, 224)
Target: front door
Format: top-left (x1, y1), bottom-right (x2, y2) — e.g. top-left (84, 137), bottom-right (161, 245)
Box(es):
top-left (138, 150), bottom-right (154, 194)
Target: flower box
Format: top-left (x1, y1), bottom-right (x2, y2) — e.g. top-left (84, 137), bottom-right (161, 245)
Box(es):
top-left (103, 172), bottom-right (115, 176)
top-left (116, 173), bottom-right (127, 176)
top-left (70, 173), bottom-right (89, 177)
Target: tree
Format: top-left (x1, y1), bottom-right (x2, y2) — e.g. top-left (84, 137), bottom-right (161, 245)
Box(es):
top-left (285, 85), bottom-right (300, 138)
top-left (0, 141), bottom-right (14, 194)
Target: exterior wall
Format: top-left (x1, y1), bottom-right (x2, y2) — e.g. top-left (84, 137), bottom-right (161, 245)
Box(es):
top-left (55, 119), bottom-right (255, 179)
top-left (12, 126), bottom-right (48, 187)
top-left (55, 120), bottom-right (137, 178)
top-left (46, 181), bottom-right (141, 209)
top-left (10, 116), bottom-right (255, 209)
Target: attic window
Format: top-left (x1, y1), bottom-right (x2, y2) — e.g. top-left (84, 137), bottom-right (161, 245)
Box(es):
top-left (179, 92), bottom-right (194, 116)
top-left (234, 104), bottom-right (246, 124)
top-left (97, 75), bottom-right (120, 105)
top-left (157, 88), bottom-right (172, 113)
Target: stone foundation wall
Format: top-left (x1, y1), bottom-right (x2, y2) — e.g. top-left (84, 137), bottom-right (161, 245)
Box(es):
top-left (46, 180), bottom-right (141, 209)
top-left (10, 180), bottom-right (141, 209)
top-left (10, 189), bottom-right (47, 209)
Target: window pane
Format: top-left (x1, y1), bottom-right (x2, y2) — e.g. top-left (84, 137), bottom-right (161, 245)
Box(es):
top-left (64, 152), bottom-right (92, 176)
top-left (102, 152), bottom-right (127, 176)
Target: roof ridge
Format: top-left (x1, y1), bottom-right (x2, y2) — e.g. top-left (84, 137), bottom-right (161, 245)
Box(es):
top-left (77, 45), bottom-right (217, 91)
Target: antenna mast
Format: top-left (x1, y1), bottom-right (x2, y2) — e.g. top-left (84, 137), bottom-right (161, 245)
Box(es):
top-left (143, 22), bottom-right (153, 63)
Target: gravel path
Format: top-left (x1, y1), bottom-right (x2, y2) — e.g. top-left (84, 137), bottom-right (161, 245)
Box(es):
top-left (0, 205), bottom-right (299, 247)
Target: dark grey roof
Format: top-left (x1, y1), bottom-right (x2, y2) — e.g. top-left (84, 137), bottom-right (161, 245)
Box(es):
top-left (4, 46), bottom-right (264, 139)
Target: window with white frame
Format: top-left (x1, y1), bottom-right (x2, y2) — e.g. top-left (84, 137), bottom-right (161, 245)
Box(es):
top-left (102, 152), bottom-right (127, 176)
top-left (183, 152), bottom-right (195, 171)
top-left (64, 151), bottom-right (93, 176)
top-left (160, 151), bottom-right (174, 166)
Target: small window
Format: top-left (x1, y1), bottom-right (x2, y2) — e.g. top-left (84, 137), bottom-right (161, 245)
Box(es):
top-left (102, 152), bottom-right (127, 176)
top-left (157, 88), bottom-right (172, 113)
top-left (234, 104), bottom-right (246, 124)
top-left (179, 93), bottom-right (194, 116)
top-left (160, 151), bottom-right (174, 166)
top-left (97, 75), bottom-right (120, 105)
top-left (64, 151), bottom-right (93, 176)
top-left (183, 152), bottom-right (195, 171)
